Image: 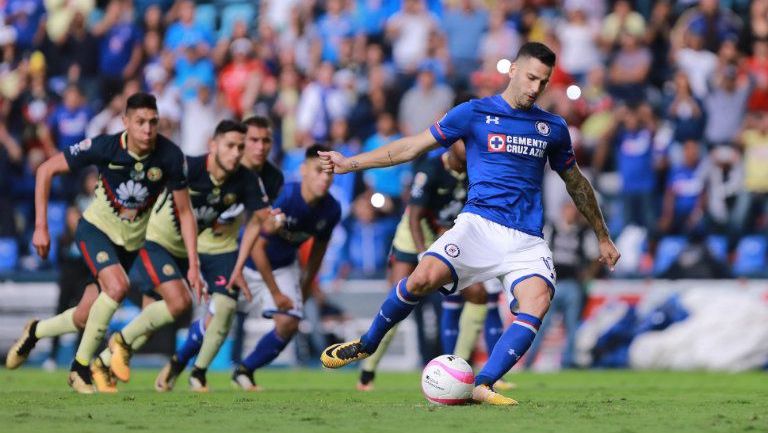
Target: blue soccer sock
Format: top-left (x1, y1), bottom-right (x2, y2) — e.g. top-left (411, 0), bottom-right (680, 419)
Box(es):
top-left (176, 319), bottom-right (205, 366)
top-left (440, 294), bottom-right (464, 354)
top-left (360, 278), bottom-right (422, 353)
top-left (241, 329), bottom-right (289, 372)
top-left (475, 312), bottom-right (541, 386)
top-left (483, 293), bottom-right (504, 352)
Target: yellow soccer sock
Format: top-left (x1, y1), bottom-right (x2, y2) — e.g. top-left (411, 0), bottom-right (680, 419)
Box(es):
top-left (35, 307), bottom-right (78, 338)
top-left (361, 324), bottom-right (399, 372)
top-left (74, 293), bottom-right (119, 366)
top-left (193, 294), bottom-right (236, 370)
top-left (121, 301), bottom-right (175, 344)
top-left (454, 303), bottom-right (488, 360)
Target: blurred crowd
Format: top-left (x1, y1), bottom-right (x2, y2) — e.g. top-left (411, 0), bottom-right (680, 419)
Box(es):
top-left (0, 0), bottom-right (766, 281)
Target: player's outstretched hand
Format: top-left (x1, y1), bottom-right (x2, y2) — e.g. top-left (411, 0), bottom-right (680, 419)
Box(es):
top-left (227, 269), bottom-right (252, 303)
top-left (32, 226), bottom-right (50, 259)
top-left (187, 267), bottom-right (206, 303)
top-left (317, 150), bottom-right (350, 174)
top-left (598, 238), bottom-right (621, 272)
top-left (272, 291), bottom-right (294, 311)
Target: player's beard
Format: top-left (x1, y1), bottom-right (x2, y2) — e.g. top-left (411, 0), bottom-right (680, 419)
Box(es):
top-left (215, 152), bottom-right (236, 176)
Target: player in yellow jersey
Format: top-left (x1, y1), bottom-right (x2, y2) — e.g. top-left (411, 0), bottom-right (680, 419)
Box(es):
top-left (21, 93), bottom-right (203, 393)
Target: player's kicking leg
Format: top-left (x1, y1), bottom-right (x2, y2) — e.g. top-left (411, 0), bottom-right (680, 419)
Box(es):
top-left (5, 283), bottom-right (97, 369)
top-left (321, 255), bottom-right (452, 368)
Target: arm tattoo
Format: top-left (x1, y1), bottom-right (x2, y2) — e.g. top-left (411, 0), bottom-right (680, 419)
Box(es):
top-left (560, 166), bottom-right (610, 240)
top-left (350, 160), bottom-right (359, 169)
top-left (388, 150), bottom-right (394, 165)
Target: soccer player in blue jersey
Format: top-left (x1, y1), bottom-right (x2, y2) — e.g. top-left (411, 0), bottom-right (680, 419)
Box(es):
top-left (231, 144), bottom-right (341, 391)
top-left (319, 42), bottom-right (620, 405)
top-left (28, 93), bottom-right (203, 393)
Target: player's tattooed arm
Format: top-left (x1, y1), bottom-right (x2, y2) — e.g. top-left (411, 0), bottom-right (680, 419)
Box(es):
top-left (559, 165), bottom-right (610, 240)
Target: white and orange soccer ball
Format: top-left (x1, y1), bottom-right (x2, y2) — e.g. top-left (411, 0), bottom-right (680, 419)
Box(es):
top-left (421, 355), bottom-right (474, 405)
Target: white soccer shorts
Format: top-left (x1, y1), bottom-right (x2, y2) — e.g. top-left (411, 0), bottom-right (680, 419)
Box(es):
top-left (239, 262), bottom-right (304, 319)
top-left (424, 212), bottom-right (556, 301)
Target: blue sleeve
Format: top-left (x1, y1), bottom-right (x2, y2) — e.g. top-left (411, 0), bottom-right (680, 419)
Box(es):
top-left (429, 101), bottom-right (472, 148)
top-left (62, 135), bottom-right (111, 171)
top-left (547, 119), bottom-right (576, 173)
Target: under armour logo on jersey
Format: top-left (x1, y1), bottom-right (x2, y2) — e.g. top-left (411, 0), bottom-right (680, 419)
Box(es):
top-left (486, 115), bottom-right (500, 125)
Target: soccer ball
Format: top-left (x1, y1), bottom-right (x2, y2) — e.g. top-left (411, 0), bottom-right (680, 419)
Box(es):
top-left (421, 355), bottom-right (474, 405)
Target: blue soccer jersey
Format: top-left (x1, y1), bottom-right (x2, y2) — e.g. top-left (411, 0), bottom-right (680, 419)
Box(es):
top-left (258, 182), bottom-right (341, 270)
top-left (429, 95), bottom-right (575, 238)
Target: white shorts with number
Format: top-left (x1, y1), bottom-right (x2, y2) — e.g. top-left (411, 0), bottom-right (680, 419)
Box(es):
top-left (239, 262), bottom-right (304, 319)
top-left (424, 212), bottom-right (556, 301)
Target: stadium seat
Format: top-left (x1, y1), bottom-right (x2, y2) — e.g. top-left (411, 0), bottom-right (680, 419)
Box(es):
top-left (219, 2), bottom-right (256, 38)
top-left (706, 235), bottom-right (728, 263)
top-left (653, 236), bottom-right (687, 276)
top-left (0, 237), bottom-right (18, 271)
top-left (195, 3), bottom-right (218, 33)
top-left (47, 201), bottom-right (68, 238)
top-left (732, 235), bottom-right (768, 277)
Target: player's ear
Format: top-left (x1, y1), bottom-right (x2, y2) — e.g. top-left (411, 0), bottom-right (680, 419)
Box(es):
top-left (508, 61), bottom-right (517, 78)
top-left (299, 161), bottom-right (307, 177)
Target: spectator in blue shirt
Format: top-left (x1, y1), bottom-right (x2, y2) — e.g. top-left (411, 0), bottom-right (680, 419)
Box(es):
top-left (48, 85), bottom-right (92, 152)
top-left (314, 0), bottom-right (356, 65)
top-left (164, 0), bottom-right (215, 59)
top-left (93, 0), bottom-right (143, 99)
top-left (3, 0), bottom-right (45, 52)
top-left (175, 46), bottom-right (215, 102)
top-left (442, 0), bottom-right (488, 84)
top-left (658, 139), bottom-right (707, 237)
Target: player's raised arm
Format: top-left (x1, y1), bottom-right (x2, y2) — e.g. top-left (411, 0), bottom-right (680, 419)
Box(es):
top-left (33, 153), bottom-right (71, 259)
top-left (558, 164), bottom-right (621, 270)
top-left (172, 188), bottom-right (204, 300)
top-left (318, 129), bottom-right (440, 174)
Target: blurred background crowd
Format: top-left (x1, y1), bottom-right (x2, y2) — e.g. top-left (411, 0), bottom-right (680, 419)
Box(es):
top-left (0, 0), bottom-right (766, 285)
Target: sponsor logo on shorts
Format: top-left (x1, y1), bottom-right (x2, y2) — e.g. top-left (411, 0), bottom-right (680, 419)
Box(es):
top-left (444, 243), bottom-right (460, 258)
top-left (96, 251), bottom-right (109, 263)
top-left (147, 167), bottom-right (163, 182)
top-left (215, 275), bottom-right (227, 286)
top-left (162, 264), bottom-right (174, 276)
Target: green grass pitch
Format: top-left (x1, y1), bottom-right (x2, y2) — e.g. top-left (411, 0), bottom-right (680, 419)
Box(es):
top-left (0, 369), bottom-right (765, 433)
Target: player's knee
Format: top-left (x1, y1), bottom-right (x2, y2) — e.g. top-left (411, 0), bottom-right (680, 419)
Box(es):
top-left (101, 280), bottom-right (129, 302)
top-left (517, 288), bottom-right (551, 318)
top-left (166, 291), bottom-right (191, 317)
top-left (275, 317), bottom-right (299, 340)
top-left (406, 270), bottom-right (436, 297)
